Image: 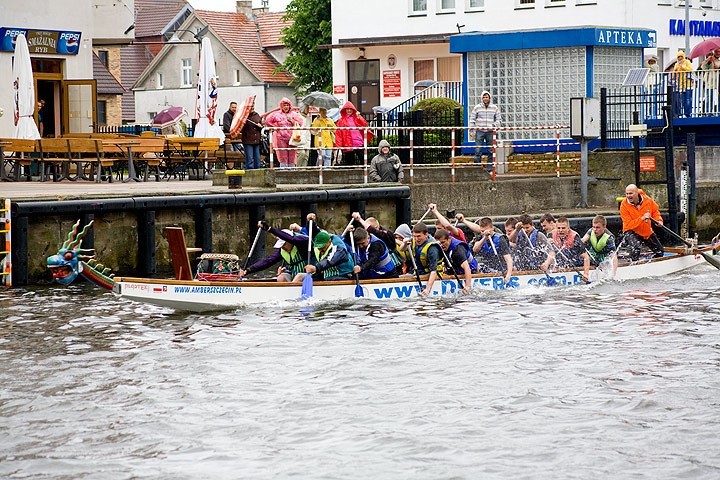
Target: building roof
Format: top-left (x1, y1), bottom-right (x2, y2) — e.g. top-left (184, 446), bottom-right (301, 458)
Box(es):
top-left (93, 54), bottom-right (125, 95)
top-left (321, 33), bottom-right (453, 49)
top-left (255, 11), bottom-right (287, 48)
top-left (135, 0), bottom-right (190, 38)
top-left (121, 44), bottom-right (155, 120)
top-left (194, 9), bottom-right (294, 83)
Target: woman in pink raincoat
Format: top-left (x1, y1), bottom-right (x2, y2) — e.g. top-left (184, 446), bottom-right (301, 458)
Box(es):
top-left (264, 97), bottom-right (304, 167)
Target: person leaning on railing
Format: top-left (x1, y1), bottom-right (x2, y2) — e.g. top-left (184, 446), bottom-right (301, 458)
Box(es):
top-left (673, 50), bottom-right (694, 117)
top-left (700, 49), bottom-right (720, 115)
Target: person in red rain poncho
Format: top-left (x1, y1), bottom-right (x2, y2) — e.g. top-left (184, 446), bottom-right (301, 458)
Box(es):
top-left (334, 101), bottom-right (369, 165)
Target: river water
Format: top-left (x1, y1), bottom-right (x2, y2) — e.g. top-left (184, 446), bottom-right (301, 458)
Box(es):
top-left (1, 266), bottom-right (720, 480)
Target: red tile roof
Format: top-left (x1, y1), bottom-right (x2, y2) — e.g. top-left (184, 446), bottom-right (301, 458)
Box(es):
top-left (194, 10), bottom-right (294, 84)
top-left (255, 11), bottom-right (288, 49)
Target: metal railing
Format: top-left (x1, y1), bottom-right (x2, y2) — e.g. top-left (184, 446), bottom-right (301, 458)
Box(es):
top-left (380, 81), bottom-right (463, 126)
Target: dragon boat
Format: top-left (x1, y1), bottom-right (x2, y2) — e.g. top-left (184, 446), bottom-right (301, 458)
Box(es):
top-left (47, 220), bottom-right (719, 313)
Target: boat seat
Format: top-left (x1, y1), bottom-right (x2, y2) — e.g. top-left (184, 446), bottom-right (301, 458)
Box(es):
top-left (165, 226), bottom-right (202, 280)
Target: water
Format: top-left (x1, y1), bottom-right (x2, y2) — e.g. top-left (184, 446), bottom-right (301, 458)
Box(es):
top-left (1, 268), bottom-right (720, 479)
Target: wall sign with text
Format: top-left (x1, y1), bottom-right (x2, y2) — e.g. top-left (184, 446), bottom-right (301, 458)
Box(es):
top-left (1, 27), bottom-right (82, 55)
top-left (383, 70), bottom-right (401, 98)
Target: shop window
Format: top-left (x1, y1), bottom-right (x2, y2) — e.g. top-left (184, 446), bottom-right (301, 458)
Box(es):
top-left (181, 59), bottom-right (193, 87)
top-left (438, 57), bottom-right (461, 82)
top-left (414, 59), bottom-right (435, 83)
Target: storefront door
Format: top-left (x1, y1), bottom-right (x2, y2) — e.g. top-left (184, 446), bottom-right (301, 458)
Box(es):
top-left (62, 80), bottom-right (96, 134)
top-left (347, 59), bottom-right (380, 116)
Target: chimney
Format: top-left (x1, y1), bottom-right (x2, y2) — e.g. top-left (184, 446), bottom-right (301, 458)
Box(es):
top-left (236, 0), bottom-right (253, 17)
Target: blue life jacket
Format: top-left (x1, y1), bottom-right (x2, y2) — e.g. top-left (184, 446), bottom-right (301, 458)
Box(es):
top-left (479, 233), bottom-right (503, 256)
top-left (357, 235), bottom-right (396, 278)
top-left (448, 237), bottom-right (478, 273)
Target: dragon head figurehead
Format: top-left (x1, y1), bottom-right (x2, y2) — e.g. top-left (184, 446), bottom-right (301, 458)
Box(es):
top-left (47, 220), bottom-right (96, 285)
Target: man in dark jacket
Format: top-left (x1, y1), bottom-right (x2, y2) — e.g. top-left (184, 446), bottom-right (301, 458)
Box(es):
top-left (369, 140), bottom-right (403, 182)
top-left (222, 102), bottom-right (242, 151)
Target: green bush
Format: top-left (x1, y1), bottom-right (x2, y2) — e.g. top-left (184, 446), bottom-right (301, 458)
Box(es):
top-left (410, 98), bottom-right (463, 163)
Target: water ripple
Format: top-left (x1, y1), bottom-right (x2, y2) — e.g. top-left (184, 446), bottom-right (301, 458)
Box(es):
top-left (1, 271), bottom-right (720, 478)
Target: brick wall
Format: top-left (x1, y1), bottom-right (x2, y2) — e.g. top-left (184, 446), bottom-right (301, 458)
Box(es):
top-left (507, 153), bottom-right (580, 175)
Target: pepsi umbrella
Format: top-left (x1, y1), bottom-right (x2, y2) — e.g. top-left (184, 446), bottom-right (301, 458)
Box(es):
top-left (193, 37), bottom-right (225, 142)
top-left (12, 34), bottom-right (40, 140)
top-left (301, 91), bottom-right (342, 110)
top-left (152, 106), bottom-right (188, 129)
top-left (689, 37), bottom-right (720, 59)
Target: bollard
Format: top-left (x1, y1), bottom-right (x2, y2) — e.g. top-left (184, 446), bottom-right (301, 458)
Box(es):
top-left (226, 169), bottom-right (245, 190)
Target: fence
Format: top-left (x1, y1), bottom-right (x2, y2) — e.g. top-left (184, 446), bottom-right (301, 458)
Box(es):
top-left (265, 124), bottom-right (577, 185)
top-left (601, 70), bottom-right (720, 149)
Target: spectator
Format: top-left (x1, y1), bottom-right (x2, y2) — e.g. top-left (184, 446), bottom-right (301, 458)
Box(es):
top-left (264, 97), bottom-right (303, 167)
top-left (293, 104), bottom-right (312, 167)
top-left (241, 109), bottom-right (263, 170)
top-left (369, 140), bottom-right (403, 182)
top-left (468, 90), bottom-right (501, 173)
top-left (311, 107), bottom-right (336, 167)
top-left (37, 99), bottom-right (46, 137)
top-left (700, 50), bottom-right (720, 115)
top-left (222, 102), bottom-right (242, 151)
top-left (334, 101), bottom-right (368, 165)
top-left (673, 50), bottom-right (694, 117)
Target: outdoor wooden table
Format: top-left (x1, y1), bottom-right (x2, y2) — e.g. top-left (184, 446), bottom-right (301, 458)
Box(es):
top-left (166, 138), bottom-right (213, 180)
top-left (103, 139), bottom-right (142, 182)
top-left (0, 141), bottom-right (11, 182)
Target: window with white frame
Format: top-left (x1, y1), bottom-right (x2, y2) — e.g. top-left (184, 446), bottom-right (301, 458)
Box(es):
top-left (516, 0), bottom-right (535, 8)
top-left (438, 0), bottom-right (455, 11)
top-left (234, 69), bottom-right (241, 85)
top-left (466, 0), bottom-right (484, 9)
top-left (546, 0), bottom-right (566, 6)
top-left (156, 72), bottom-right (163, 89)
top-left (575, 0), bottom-right (596, 4)
top-left (181, 58), bottom-right (193, 87)
top-left (410, 0), bottom-right (427, 14)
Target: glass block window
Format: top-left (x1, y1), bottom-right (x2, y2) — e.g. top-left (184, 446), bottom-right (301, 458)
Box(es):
top-left (466, 47), bottom-right (585, 140)
top-left (593, 47), bottom-right (640, 95)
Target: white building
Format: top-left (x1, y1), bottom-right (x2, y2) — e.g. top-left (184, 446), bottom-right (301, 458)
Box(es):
top-left (328, 0), bottom-right (720, 115)
top-left (0, 2), bottom-right (135, 138)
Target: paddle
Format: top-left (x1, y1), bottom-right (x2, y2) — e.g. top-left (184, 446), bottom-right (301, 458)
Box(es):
top-left (519, 227), bottom-right (556, 286)
top-left (650, 218), bottom-right (720, 270)
top-left (549, 241), bottom-right (590, 284)
top-left (406, 241), bottom-right (424, 292)
top-left (243, 226), bottom-right (263, 270)
top-left (301, 220), bottom-right (314, 298)
top-left (348, 230), bottom-right (364, 298)
top-left (439, 246), bottom-right (463, 291)
top-left (417, 207), bottom-right (432, 226)
top-left (340, 218), bottom-right (355, 237)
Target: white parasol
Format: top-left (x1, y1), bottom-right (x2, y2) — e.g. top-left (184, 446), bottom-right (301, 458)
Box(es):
top-left (12, 34), bottom-right (40, 140)
top-left (193, 37), bottom-right (225, 142)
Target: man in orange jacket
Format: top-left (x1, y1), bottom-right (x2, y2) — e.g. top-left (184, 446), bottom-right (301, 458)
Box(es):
top-left (620, 184), bottom-right (665, 261)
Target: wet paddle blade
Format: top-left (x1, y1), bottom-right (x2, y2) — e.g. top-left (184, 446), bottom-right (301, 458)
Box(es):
top-left (354, 278), bottom-right (364, 298)
top-left (301, 273), bottom-right (313, 299)
top-left (700, 250), bottom-right (720, 270)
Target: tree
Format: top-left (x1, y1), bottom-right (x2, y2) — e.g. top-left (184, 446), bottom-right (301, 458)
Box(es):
top-left (280, 0), bottom-right (332, 95)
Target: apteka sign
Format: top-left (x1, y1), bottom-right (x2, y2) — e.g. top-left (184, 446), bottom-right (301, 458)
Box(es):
top-left (594, 29), bottom-right (656, 48)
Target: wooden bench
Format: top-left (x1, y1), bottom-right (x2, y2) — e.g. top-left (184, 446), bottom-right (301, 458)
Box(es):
top-left (166, 137), bottom-right (221, 180)
top-left (0, 138), bottom-right (37, 181)
top-left (133, 138), bottom-right (167, 181)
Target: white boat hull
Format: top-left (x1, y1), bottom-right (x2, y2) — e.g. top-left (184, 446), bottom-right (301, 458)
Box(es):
top-left (111, 248), bottom-right (712, 312)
